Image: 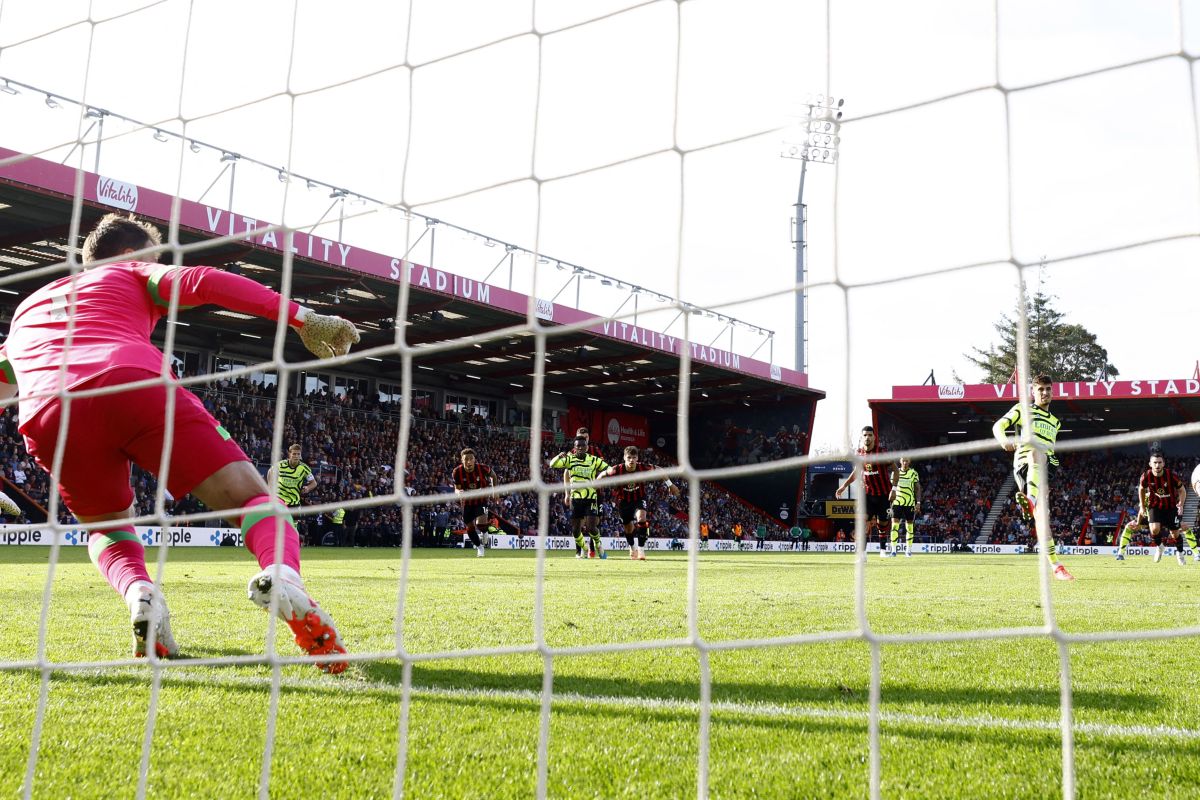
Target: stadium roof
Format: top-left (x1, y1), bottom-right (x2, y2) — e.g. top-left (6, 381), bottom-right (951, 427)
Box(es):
top-left (872, 380), bottom-right (1200, 445)
top-left (0, 147), bottom-right (823, 415)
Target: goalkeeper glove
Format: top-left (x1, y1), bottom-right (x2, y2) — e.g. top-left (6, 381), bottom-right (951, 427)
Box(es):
top-left (0, 491), bottom-right (20, 517)
top-left (295, 308), bottom-right (360, 359)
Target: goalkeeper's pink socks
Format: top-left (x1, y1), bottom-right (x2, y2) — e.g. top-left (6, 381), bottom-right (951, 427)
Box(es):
top-left (88, 524), bottom-right (152, 598)
top-left (241, 494), bottom-right (302, 573)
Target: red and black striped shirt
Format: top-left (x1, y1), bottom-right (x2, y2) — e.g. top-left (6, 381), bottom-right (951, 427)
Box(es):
top-left (609, 463), bottom-right (657, 504)
top-left (859, 446), bottom-right (891, 497)
top-left (452, 463), bottom-right (495, 492)
top-left (1140, 469), bottom-right (1183, 511)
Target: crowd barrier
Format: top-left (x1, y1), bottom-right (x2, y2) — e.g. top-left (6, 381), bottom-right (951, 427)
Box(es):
top-left (0, 526), bottom-right (1185, 558)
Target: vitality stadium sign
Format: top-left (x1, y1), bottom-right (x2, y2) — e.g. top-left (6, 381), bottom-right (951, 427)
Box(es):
top-left (0, 146), bottom-right (807, 390)
top-left (893, 379), bottom-right (1200, 400)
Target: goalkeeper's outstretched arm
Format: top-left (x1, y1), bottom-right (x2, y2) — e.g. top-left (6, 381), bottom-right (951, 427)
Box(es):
top-left (149, 265), bottom-right (360, 357)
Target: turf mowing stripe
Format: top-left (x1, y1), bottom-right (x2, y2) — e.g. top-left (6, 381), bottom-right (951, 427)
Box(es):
top-left (61, 667), bottom-right (1200, 743)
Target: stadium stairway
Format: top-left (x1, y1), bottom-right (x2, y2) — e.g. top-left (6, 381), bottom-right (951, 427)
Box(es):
top-left (975, 473), bottom-right (1016, 545)
top-left (1186, 484), bottom-right (1200, 525)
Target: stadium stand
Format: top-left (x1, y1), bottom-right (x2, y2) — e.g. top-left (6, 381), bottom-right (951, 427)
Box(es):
top-left (0, 375), bottom-right (786, 543)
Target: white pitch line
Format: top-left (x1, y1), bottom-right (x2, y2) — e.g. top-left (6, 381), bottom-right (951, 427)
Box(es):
top-left (59, 666), bottom-right (1200, 742)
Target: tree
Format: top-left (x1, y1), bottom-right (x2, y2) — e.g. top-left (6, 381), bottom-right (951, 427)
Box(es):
top-left (966, 290), bottom-right (1118, 383)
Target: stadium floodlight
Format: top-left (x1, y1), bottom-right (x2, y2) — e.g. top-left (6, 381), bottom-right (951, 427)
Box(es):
top-left (188, 140), bottom-right (201, 153)
top-left (781, 93), bottom-right (844, 375)
top-left (85, 107), bottom-right (104, 119)
top-left (219, 151), bottom-right (239, 163)
top-left (44, 94), bottom-right (59, 109)
top-left (152, 129), bottom-right (168, 142)
top-left (0, 80), bottom-right (18, 95)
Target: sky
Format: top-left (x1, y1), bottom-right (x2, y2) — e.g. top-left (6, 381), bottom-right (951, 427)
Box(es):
top-left (0, 0), bottom-right (1198, 450)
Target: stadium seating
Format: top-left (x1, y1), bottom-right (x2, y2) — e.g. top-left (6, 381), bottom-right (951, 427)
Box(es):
top-left (4, 376), bottom-right (1185, 548)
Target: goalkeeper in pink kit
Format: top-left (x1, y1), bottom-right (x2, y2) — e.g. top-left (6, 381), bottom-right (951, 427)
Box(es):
top-left (0, 213), bottom-right (359, 672)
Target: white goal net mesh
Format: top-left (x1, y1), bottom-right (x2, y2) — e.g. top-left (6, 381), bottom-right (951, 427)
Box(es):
top-left (1, 1), bottom-right (1198, 798)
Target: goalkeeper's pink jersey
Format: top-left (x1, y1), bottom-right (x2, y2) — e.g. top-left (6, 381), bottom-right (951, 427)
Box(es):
top-left (0, 261), bottom-right (301, 430)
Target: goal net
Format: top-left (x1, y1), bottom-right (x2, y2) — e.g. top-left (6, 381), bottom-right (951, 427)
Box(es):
top-left (0, 1), bottom-right (1197, 798)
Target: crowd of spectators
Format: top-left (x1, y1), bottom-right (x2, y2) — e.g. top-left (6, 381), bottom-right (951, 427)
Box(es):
top-left (987, 451), bottom-right (1200, 548)
top-left (913, 453), bottom-right (1010, 546)
top-left (6, 375), bottom-right (1196, 551)
top-left (0, 376), bottom-right (782, 544)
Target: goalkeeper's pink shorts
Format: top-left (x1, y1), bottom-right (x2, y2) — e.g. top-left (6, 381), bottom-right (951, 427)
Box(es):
top-left (21, 367), bottom-right (250, 517)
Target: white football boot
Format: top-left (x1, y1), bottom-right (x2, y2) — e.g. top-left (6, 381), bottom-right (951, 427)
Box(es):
top-left (247, 566), bottom-right (348, 674)
top-left (126, 582), bottom-right (179, 659)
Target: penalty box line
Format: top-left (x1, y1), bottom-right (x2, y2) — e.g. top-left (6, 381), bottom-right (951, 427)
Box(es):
top-left (69, 666), bottom-right (1200, 743)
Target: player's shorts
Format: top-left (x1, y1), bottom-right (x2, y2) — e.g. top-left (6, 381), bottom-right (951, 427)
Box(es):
top-left (21, 367), bottom-right (249, 517)
top-left (866, 495), bottom-right (890, 521)
top-left (463, 503), bottom-right (489, 522)
top-left (1013, 460), bottom-right (1058, 503)
top-left (1148, 507), bottom-right (1182, 530)
top-left (571, 497), bottom-right (599, 519)
top-left (618, 499), bottom-right (648, 524)
top-left (890, 504), bottom-right (915, 522)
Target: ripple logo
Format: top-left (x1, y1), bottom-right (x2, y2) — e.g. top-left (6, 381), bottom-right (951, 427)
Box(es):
top-left (210, 532), bottom-right (222, 544)
top-left (140, 531), bottom-right (154, 544)
top-left (65, 531), bottom-right (78, 545)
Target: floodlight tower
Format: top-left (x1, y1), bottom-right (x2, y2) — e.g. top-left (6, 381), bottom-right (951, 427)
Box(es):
top-left (781, 94), bottom-right (843, 375)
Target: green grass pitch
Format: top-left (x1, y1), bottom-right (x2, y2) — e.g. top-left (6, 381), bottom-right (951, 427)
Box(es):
top-left (1, 547), bottom-right (1199, 799)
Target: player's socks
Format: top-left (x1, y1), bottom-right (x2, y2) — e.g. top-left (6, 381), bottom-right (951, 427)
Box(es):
top-left (1117, 523), bottom-right (1135, 555)
top-left (463, 527), bottom-right (482, 548)
top-left (1183, 529), bottom-right (1198, 553)
top-left (625, 533), bottom-right (636, 549)
top-left (636, 521), bottom-right (649, 549)
top-left (1044, 539), bottom-right (1059, 566)
top-left (889, 526), bottom-right (899, 551)
top-left (574, 532), bottom-right (586, 556)
top-left (905, 526), bottom-right (915, 552)
top-left (89, 524), bottom-right (153, 598)
top-left (241, 494), bottom-right (302, 572)
top-left (589, 532), bottom-right (603, 558)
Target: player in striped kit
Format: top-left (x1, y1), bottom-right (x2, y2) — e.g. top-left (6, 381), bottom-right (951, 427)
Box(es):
top-left (992, 374), bottom-right (1073, 581)
top-left (452, 448), bottom-right (496, 558)
top-left (602, 446), bottom-right (679, 560)
top-left (550, 437), bottom-right (610, 559)
top-left (835, 426), bottom-right (893, 556)
top-left (887, 457), bottom-right (921, 557)
top-left (1115, 450), bottom-right (1199, 564)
